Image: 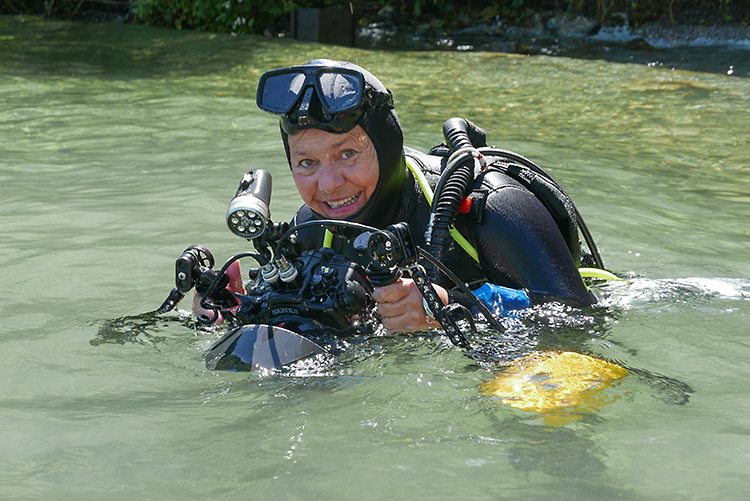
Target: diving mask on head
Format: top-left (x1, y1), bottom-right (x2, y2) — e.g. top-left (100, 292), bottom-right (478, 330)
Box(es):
top-left (256, 65), bottom-right (394, 135)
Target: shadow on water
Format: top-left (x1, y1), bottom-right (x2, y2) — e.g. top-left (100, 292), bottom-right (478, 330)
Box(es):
top-left (477, 415), bottom-right (643, 499)
top-left (93, 292), bottom-right (693, 407)
top-left (91, 311), bottom-right (184, 345)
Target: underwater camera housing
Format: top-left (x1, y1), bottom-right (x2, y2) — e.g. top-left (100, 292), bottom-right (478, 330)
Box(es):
top-left (234, 246), bottom-right (376, 340)
top-left (159, 170), bottom-right (388, 370)
top-left (223, 169), bottom-right (380, 342)
top-left (202, 245), bottom-right (379, 372)
top-left (160, 169), bottom-right (481, 370)
top-left (159, 239), bottom-right (379, 371)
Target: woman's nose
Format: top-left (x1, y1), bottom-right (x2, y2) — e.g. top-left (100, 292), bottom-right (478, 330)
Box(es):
top-left (317, 163), bottom-right (345, 194)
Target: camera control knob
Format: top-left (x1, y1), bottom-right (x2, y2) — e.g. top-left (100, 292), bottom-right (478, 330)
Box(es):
top-left (310, 271), bottom-right (326, 296)
top-left (321, 266), bottom-right (337, 286)
top-left (336, 281), bottom-right (369, 315)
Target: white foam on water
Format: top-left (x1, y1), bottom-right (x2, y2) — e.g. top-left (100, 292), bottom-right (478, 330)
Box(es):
top-left (591, 24), bottom-right (750, 51)
top-left (591, 25), bottom-right (638, 44)
top-left (598, 277), bottom-right (750, 310)
top-left (676, 277), bottom-right (750, 298)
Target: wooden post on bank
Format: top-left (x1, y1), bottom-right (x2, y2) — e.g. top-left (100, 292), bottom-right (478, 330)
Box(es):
top-left (291, 7), bottom-right (355, 47)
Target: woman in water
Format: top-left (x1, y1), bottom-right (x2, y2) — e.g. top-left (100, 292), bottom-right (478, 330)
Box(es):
top-left (196, 59), bottom-right (596, 332)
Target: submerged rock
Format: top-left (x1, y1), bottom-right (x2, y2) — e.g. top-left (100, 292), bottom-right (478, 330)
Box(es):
top-left (624, 37), bottom-right (657, 51)
top-left (547, 15), bottom-right (598, 37)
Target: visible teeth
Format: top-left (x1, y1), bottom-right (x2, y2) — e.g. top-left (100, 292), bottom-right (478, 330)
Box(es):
top-left (327, 193), bottom-right (358, 209)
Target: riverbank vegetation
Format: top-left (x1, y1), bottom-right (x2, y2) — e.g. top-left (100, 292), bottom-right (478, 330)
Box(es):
top-left (2, 0), bottom-right (748, 36)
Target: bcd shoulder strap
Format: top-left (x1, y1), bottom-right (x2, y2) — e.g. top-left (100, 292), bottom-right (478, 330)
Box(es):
top-left (489, 160), bottom-right (581, 266)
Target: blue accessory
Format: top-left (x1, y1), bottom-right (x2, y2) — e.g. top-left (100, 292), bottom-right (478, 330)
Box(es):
top-left (472, 283), bottom-right (530, 316)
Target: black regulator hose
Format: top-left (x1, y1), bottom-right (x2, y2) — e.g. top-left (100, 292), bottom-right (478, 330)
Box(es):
top-left (428, 118), bottom-right (487, 282)
top-left (442, 117), bottom-right (488, 151)
top-left (274, 219), bottom-right (378, 258)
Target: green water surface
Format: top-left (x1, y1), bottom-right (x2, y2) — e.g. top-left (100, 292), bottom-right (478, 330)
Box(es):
top-left (1, 16), bottom-right (749, 500)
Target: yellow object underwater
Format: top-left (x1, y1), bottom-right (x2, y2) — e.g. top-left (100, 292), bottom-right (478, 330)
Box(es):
top-left (480, 351), bottom-right (628, 426)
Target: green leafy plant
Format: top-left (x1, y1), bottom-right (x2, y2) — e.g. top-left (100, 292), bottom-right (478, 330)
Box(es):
top-left (4, 1), bottom-right (749, 32)
top-left (130, 0), bottom-right (290, 34)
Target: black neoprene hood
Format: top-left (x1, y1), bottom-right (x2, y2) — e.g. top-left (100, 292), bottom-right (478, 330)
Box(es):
top-left (276, 59), bottom-right (406, 229)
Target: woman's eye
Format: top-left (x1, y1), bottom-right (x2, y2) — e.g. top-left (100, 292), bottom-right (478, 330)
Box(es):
top-left (340, 149), bottom-right (356, 160)
top-left (297, 159), bottom-right (315, 168)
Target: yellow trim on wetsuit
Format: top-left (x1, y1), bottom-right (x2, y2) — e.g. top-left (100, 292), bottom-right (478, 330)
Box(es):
top-left (323, 229), bottom-right (334, 248)
top-left (404, 157), bottom-right (480, 263)
top-left (404, 157), bottom-right (622, 281)
top-left (578, 268), bottom-right (625, 281)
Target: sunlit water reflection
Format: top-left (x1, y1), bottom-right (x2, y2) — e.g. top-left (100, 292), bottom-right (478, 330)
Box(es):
top-left (1, 16), bottom-right (749, 500)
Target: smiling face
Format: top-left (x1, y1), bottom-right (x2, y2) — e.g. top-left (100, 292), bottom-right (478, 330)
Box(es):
top-left (288, 125), bottom-right (380, 220)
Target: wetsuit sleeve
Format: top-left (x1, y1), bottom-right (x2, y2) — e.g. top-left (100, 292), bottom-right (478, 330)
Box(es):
top-left (470, 184), bottom-right (595, 307)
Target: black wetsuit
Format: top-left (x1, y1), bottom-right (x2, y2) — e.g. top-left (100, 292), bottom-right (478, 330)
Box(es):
top-left (290, 146), bottom-right (596, 308)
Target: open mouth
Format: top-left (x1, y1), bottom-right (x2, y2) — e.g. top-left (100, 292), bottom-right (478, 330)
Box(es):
top-left (325, 193), bottom-right (359, 210)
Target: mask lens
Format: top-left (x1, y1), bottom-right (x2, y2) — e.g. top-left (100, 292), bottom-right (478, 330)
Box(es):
top-left (317, 71), bottom-right (363, 113)
top-left (258, 72), bottom-right (308, 114)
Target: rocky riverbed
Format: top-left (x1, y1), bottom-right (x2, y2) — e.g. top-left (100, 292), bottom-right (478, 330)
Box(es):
top-left (355, 11), bottom-right (750, 77)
